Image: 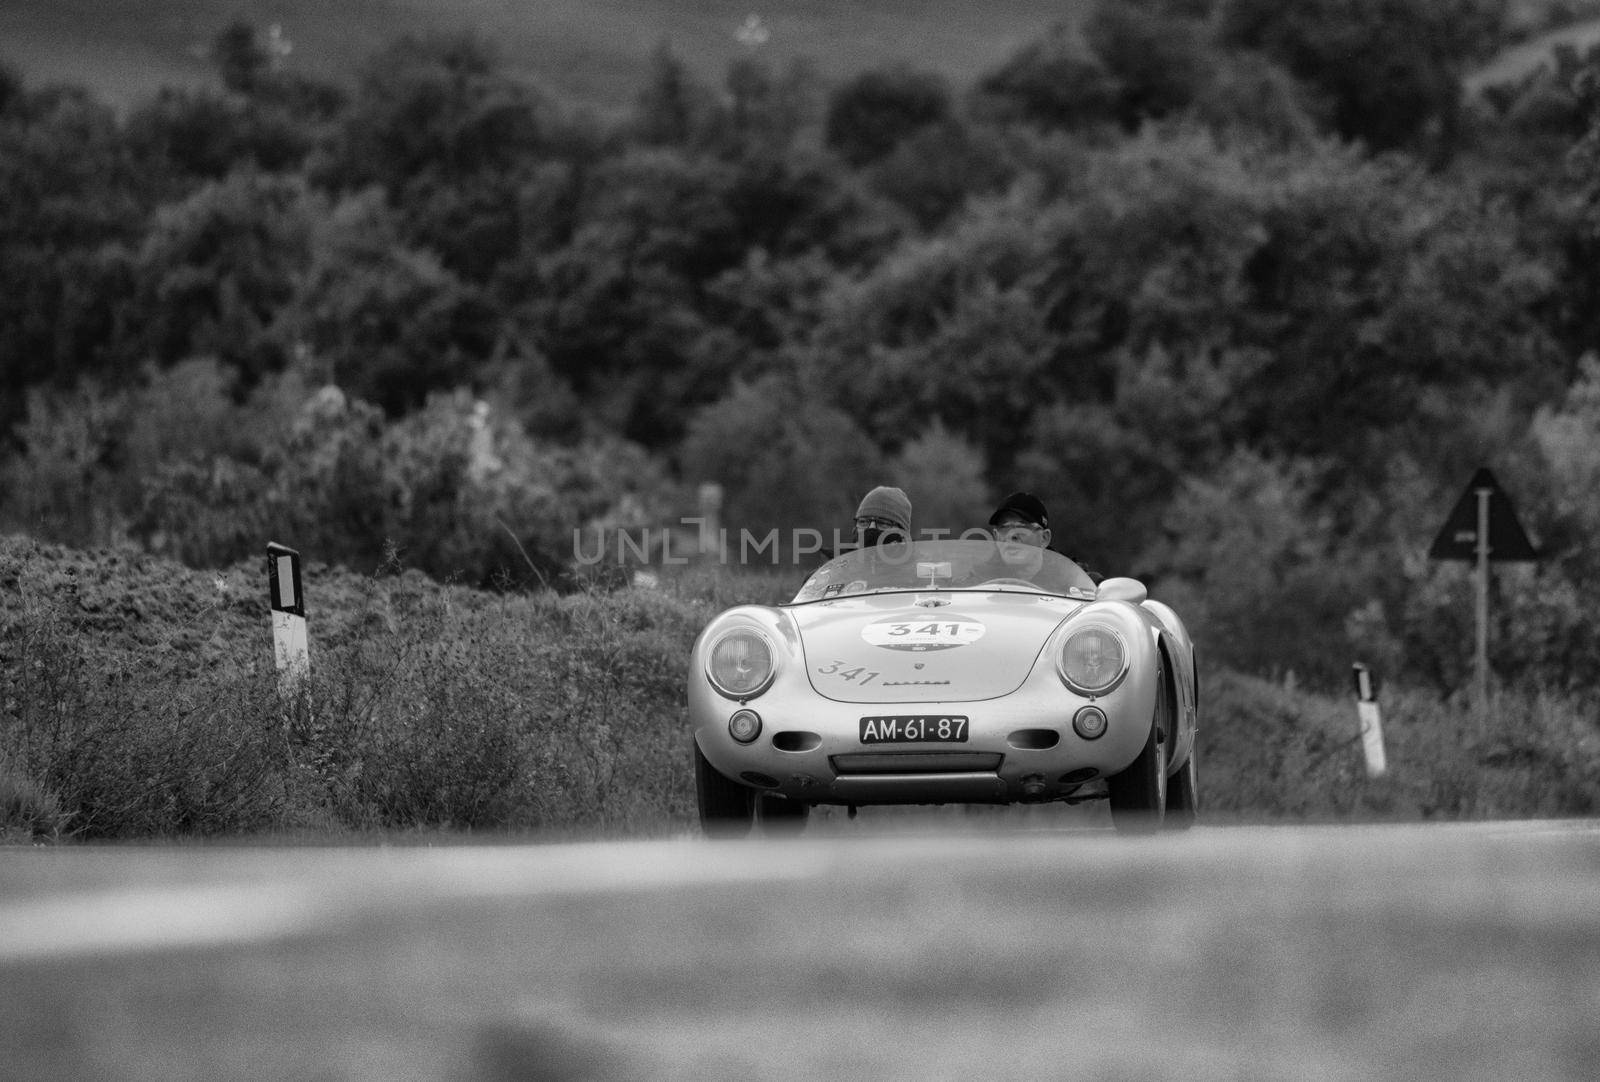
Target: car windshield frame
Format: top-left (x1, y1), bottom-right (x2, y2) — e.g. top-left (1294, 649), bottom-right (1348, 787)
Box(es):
top-left (788, 539), bottom-right (1098, 604)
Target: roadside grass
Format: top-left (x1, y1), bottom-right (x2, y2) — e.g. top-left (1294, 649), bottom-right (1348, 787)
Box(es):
top-left (4, 533), bottom-right (1596, 842)
top-left (0, 535), bottom-right (730, 841)
top-left (1202, 669), bottom-right (1600, 823)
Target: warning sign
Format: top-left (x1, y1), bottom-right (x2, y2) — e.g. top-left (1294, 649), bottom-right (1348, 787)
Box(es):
top-left (1427, 467), bottom-right (1538, 562)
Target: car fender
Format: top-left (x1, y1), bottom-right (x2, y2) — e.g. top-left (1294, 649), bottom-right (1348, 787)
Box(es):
top-left (1141, 598), bottom-right (1198, 773)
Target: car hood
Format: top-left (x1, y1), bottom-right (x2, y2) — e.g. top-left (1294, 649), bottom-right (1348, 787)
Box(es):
top-left (788, 591), bottom-right (1081, 703)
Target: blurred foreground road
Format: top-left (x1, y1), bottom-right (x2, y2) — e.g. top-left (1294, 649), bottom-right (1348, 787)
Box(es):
top-left (4, 815), bottom-right (1600, 1081)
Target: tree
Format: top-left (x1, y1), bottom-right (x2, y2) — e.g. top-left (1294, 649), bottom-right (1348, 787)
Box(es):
top-left (865, 121), bottom-right (1013, 230)
top-left (280, 188), bottom-right (495, 414)
top-left (531, 147), bottom-right (737, 444)
top-left (316, 34), bottom-right (558, 286)
top-left (825, 65), bottom-right (953, 167)
top-left (0, 82), bottom-right (153, 432)
top-left (719, 55), bottom-right (819, 160)
top-left (812, 205), bottom-right (1057, 477)
top-left (125, 21), bottom-right (346, 187)
top-left (885, 421), bottom-right (988, 536)
top-left (631, 41), bottom-right (723, 149)
top-left (1136, 449), bottom-right (1359, 687)
top-left (678, 372), bottom-right (887, 554)
top-left (1216, 0), bottom-right (1507, 160)
top-left (970, 23), bottom-right (1119, 133)
top-left (212, 20), bottom-right (272, 94)
top-left (1082, 0), bottom-right (1217, 130)
top-left (326, 33), bottom-right (548, 191)
top-left (124, 171), bottom-right (316, 381)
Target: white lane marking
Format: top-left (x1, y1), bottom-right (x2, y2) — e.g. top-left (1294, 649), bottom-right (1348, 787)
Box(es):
top-left (0, 883), bottom-right (324, 963)
top-left (0, 839), bottom-right (831, 963)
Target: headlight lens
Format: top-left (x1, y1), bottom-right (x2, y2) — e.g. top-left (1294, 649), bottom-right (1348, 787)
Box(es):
top-left (1058, 625), bottom-right (1128, 695)
top-left (707, 628), bottom-right (776, 699)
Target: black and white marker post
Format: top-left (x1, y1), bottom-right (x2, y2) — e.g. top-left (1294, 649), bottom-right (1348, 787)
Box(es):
top-left (267, 542), bottom-right (309, 697)
top-left (1352, 662), bottom-right (1387, 778)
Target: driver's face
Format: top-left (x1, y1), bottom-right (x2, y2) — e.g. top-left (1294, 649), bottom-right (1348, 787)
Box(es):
top-left (998, 543), bottom-right (1041, 570)
top-left (994, 516), bottom-right (1047, 570)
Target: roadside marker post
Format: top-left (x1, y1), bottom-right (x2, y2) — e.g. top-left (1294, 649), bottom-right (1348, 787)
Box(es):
top-left (267, 542), bottom-right (309, 697)
top-left (1352, 662), bottom-right (1387, 778)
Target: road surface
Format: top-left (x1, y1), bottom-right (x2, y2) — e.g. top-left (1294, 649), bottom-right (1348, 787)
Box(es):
top-left (3, 816), bottom-right (1599, 1080)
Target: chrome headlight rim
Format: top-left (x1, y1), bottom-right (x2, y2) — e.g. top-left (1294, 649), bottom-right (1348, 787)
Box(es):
top-left (1056, 623), bottom-right (1130, 697)
top-left (705, 626), bottom-right (779, 700)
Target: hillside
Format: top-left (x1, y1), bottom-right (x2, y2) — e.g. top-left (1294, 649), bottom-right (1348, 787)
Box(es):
top-left (0, 0), bottom-right (1084, 112)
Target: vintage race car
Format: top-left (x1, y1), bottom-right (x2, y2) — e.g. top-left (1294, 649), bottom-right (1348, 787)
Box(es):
top-left (689, 538), bottom-right (1199, 836)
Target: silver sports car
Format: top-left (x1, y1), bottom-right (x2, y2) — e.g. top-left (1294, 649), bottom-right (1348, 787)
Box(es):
top-left (688, 538), bottom-right (1199, 836)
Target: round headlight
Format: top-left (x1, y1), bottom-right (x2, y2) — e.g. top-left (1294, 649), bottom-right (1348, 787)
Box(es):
top-left (707, 628), bottom-right (776, 699)
top-left (1058, 625), bottom-right (1128, 695)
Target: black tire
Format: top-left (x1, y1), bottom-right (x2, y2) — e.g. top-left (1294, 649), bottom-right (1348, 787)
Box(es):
top-left (757, 793), bottom-right (810, 835)
top-left (695, 739), bottom-right (754, 838)
top-left (1164, 745), bottom-right (1198, 831)
top-left (1108, 668), bottom-right (1170, 835)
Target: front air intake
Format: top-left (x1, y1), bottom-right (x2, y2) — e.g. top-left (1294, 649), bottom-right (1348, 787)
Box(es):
top-left (830, 752), bottom-right (1004, 775)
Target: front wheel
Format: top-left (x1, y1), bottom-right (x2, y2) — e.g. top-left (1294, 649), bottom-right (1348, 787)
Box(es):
top-left (1163, 746), bottom-right (1198, 832)
top-left (695, 739), bottom-right (754, 838)
top-left (1108, 671), bottom-right (1170, 835)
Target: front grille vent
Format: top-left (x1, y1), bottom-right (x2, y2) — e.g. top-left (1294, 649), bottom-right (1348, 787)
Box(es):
top-left (830, 752), bottom-right (1004, 775)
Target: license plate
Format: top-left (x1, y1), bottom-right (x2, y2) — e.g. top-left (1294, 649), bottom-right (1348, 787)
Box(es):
top-left (859, 715), bottom-right (969, 743)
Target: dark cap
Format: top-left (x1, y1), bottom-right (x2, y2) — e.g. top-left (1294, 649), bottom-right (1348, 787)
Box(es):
top-left (988, 491), bottom-right (1048, 529)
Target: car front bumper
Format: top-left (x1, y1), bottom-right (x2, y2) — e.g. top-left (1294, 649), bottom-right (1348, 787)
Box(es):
top-left (690, 677), bottom-right (1156, 807)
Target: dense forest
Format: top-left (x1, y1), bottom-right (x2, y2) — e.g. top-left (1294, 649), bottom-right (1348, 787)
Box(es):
top-left (5, 0), bottom-right (1600, 698)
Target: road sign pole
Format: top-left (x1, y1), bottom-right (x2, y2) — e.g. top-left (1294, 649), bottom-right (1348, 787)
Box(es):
top-left (1428, 467), bottom-right (1537, 711)
top-left (1474, 487), bottom-right (1490, 712)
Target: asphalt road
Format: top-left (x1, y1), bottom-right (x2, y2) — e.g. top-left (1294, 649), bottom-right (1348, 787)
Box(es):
top-left (4, 815), bottom-right (1600, 1081)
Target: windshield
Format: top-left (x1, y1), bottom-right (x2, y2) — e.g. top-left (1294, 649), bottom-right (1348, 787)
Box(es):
top-left (790, 539), bottom-right (1098, 604)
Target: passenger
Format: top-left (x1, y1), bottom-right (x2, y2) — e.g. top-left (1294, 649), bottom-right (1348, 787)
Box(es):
top-left (851, 485), bottom-right (912, 549)
top-left (796, 485), bottom-right (913, 598)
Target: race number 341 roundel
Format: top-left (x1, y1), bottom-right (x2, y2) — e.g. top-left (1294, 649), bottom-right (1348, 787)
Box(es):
top-left (862, 615), bottom-right (987, 651)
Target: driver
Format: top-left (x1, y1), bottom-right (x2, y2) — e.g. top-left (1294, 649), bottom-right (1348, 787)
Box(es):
top-left (988, 491), bottom-right (1053, 575)
top-left (967, 491), bottom-right (1082, 593)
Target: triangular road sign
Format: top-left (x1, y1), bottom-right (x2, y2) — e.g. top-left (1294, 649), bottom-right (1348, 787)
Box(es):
top-left (1428, 467), bottom-right (1538, 562)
